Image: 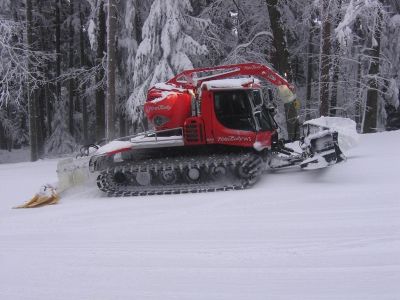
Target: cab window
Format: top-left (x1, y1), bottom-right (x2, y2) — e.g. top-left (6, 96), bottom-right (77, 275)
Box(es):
top-left (252, 90), bottom-right (274, 131)
top-left (214, 91), bottom-right (254, 131)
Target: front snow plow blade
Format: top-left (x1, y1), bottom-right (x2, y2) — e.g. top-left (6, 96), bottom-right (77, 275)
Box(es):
top-left (269, 117), bottom-right (358, 170)
top-left (300, 130), bottom-right (345, 169)
top-left (299, 117), bottom-right (358, 169)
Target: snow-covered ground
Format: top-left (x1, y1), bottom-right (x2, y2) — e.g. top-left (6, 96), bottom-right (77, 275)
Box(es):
top-left (1, 132), bottom-right (399, 300)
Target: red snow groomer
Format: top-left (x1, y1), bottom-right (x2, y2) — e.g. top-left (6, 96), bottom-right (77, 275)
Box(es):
top-left (79, 63), bottom-right (345, 196)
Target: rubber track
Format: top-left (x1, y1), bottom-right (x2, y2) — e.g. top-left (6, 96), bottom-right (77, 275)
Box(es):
top-left (96, 153), bottom-right (263, 197)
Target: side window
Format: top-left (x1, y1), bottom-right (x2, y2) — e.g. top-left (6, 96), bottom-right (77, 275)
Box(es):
top-left (253, 90), bottom-right (274, 131)
top-left (214, 91), bottom-right (254, 131)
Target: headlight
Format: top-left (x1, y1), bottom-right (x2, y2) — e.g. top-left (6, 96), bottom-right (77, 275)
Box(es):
top-left (153, 115), bottom-right (169, 127)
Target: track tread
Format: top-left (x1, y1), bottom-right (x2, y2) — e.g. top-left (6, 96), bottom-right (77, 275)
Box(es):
top-left (96, 152), bottom-right (262, 197)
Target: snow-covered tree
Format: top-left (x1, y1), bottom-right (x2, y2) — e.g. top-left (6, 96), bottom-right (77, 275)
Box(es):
top-left (2, 0), bottom-right (400, 158)
top-left (119, 0), bottom-right (152, 85)
top-left (116, 0), bottom-right (152, 136)
top-left (45, 88), bottom-right (76, 155)
top-left (127, 0), bottom-right (208, 125)
top-left (335, 0), bottom-right (389, 132)
top-left (199, 0), bottom-right (273, 65)
top-left (0, 0), bottom-right (54, 159)
top-left (380, 7), bottom-right (400, 130)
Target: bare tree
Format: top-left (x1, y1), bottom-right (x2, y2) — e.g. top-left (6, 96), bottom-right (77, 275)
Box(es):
top-left (330, 0), bottom-right (342, 116)
top-left (319, 0), bottom-right (332, 117)
top-left (1, 5), bottom-right (52, 155)
top-left (305, 17), bottom-right (316, 121)
top-left (106, 0), bottom-right (117, 140)
top-left (55, 0), bottom-right (61, 112)
top-left (79, 2), bottom-right (89, 143)
top-left (68, 0), bottom-right (75, 136)
top-left (26, 0), bottom-right (38, 161)
top-left (96, 0), bottom-right (106, 141)
top-left (363, 4), bottom-right (383, 133)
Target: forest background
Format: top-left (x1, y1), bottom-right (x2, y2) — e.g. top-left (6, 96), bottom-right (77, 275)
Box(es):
top-left (0, 0), bottom-right (399, 160)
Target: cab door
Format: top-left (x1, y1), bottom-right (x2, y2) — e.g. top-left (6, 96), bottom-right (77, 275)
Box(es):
top-left (211, 90), bottom-right (257, 148)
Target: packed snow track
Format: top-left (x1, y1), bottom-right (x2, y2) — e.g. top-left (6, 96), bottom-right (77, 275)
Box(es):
top-left (0, 131), bottom-right (399, 299)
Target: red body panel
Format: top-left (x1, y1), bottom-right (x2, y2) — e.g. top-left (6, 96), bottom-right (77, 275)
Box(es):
top-left (143, 63), bottom-right (290, 151)
top-left (144, 87), bottom-right (274, 150)
top-left (203, 89), bottom-right (274, 150)
top-left (207, 89), bottom-right (256, 148)
top-left (144, 91), bottom-right (191, 130)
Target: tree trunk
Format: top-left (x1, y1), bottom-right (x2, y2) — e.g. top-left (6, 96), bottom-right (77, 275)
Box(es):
top-left (36, 88), bottom-right (45, 156)
top-left (355, 55), bottom-right (362, 131)
top-left (33, 0), bottom-right (52, 139)
top-left (363, 8), bottom-right (383, 133)
top-left (330, 0), bottom-right (342, 117)
top-left (305, 18), bottom-right (315, 121)
top-left (319, 0), bottom-right (331, 117)
top-left (55, 0), bottom-right (61, 114)
top-left (0, 122), bottom-right (7, 150)
top-left (45, 83), bottom-right (52, 137)
top-left (26, 0), bottom-right (38, 161)
top-left (119, 111), bottom-right (127, 137)
top-left (106, 0), bottom-right (117, 140)
top-left (55, 0), bottom-right (61, 92)
top-left (95, 0), bottom-right (106, 141)
top-left (35, 0), bottom-right (45, 155)
top-left (79, 2), bottom-right (89, 144)
top-left (266, 0), bottom-right (299, 140)
top-left (130, 0), bottom-right (143, 134)
top-left (133, 0), bottom-right (142, 43)
top-left (68, 0), bottom-right (75, 136)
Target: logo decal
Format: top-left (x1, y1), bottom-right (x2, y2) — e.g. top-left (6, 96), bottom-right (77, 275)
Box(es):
top-left (145, 105), bottom-right (172, 113)
top-left (217, 136), bottom-right (252, 143)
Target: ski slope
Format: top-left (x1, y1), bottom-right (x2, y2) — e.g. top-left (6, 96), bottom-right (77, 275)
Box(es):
top-left (0, 131), bottom-right (399, 300)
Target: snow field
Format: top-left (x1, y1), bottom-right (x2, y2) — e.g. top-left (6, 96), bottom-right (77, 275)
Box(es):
top-left (0, 131), bottom-right (400, 299)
